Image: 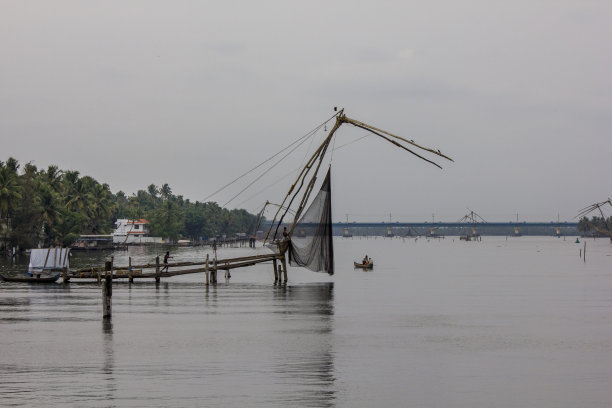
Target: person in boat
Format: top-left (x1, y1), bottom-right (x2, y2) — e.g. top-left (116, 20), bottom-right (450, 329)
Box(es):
top-left (282, 227), bottom-right (289, 240)
top-left (362, 255), bottom-right (368, 265)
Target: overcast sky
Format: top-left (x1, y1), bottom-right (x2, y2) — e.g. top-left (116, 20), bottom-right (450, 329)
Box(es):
top-left (1, 0), bottom-right (610, 222)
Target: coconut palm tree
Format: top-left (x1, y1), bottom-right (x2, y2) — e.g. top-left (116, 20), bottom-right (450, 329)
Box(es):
top-left (66, 176), bottom-right (94, 214)
top-left (88, 182), bottom-right (115, 233)
top-left (160, 183), bottom-right (172, 200)
top-left (0, 164), bottom-right (22, 218)
top-left (43, 165), bottom-right (63, 194)
top-left (147, 184), bottom-right (159, 200)
top-left (38, 184), bottom-right (61, 244)
top-left (10, 162), bottom-right (42, 248)
top-left (0, 162), bottom-right (22, 250)
top-left (0, 162), bottom-right (23, 237)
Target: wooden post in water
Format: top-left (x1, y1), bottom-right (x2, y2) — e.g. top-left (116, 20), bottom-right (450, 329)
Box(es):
top-left (273, 258), bottom-right (278, 283)
top-left (205, 254), bottom-right (210, 285)
top-left (102, 275), bottom-right (112, 318)
top-left (128, 256), bottom-right (133, 283)
top-left (62, 266), bottom-right (69, 283)
top-left (281, 256), bottom-right (288, 283)
top-left (103, 261), bottom-right (112, 318)
top-left (155, 256), bottom-right (160, 283)
top-left (584, 241), bottom-right (587, 262)
top-left (212, 241), bottom-right (218, 283)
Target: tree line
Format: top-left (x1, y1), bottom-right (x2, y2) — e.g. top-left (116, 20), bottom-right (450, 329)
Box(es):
top-left (0, 158), bottom-right (260, 251)
top-left (577, 215), bottom-right (612, 237)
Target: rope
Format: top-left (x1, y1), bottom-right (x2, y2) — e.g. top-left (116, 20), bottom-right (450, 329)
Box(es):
top-left (234, 165), bottom-right (302, 209)
top-left (329, 128), bottom-right (338, 165)
top-left (222, 129), bottom-right (318, 208)
top-left (332, 132), bottom-right (370, 152)
top-left (202, 112), bottom-right (338, 203)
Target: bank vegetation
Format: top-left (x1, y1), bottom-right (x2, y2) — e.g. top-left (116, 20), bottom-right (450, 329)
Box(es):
top-left (0, 158), bottom-right (259, 251)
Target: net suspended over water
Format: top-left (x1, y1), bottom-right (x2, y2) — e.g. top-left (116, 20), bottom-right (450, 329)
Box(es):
top-left (288, 169), bottom-right (334, 275)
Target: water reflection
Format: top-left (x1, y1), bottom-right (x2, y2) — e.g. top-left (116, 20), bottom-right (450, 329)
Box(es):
top-left (102, 319), bottom-right (117, 402)
top-left (204, 284), bottom-right (218, 308)
top-left (271, 283), bottom-right (336, 407)
top-left (1, 248), bottom-right (337, 407)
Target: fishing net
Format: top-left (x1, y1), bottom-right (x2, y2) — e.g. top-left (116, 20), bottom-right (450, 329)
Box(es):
top-left (288, 169), bottom-right (334, 275)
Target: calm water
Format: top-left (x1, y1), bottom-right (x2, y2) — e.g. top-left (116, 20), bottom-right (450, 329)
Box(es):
top-left (1, 236), bottom-right (612, 407)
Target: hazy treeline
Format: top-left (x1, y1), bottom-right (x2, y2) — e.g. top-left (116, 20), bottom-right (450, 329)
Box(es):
top-left (0, 157), bottom-right (259, 250)
top-left (577, 215), bottom-right (612, 237)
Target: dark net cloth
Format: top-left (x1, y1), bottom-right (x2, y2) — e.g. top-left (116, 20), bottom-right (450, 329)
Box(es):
top-left (288, 169), bottom-right (334, 275)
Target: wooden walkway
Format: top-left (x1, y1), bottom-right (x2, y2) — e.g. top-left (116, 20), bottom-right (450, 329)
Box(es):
top-left (64, 249), bottom-right (289, 284)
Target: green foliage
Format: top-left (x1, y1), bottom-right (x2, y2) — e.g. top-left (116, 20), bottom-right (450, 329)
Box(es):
top-left (577, 216), bottom-right (612, 236)
top-left (1, 157), bottom-right (260, 250)
top-left (62, 232), bottom-right (80, 247)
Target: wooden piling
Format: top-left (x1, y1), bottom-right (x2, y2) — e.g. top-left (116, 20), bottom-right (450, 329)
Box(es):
top-left (281, 257), bottom-right (288, 283)
top-left (584, 241), bottom-right (586, 262)
top-left (102, 275), bottom-right (112, 318)
top-left (205, 254), bottom-right (210, 285)
top-left (273, 258), bottom-right (278, 283)
top-left (128, 257), bottom-right (133, 283)
top-left (62, 266), bottom-right (69, 283)
top-left (155, 256), bottom-right (160, 283)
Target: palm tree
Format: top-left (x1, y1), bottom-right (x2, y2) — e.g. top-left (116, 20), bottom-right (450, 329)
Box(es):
top-left (0, 163), bottom-right (22, 248)
top-left (39, 184), bottom-right (61, 244)
top-left (5, 157), bottom-right (19, 173)
top-left (62, 170), bottom-right (80, 201)
top-left (160, 183), bottom-right (172, 200)
top-left (10, 162), bottom-right (42, 247)
top-left (147, 184), bottom-right (159, 200)
top-left (66, 176), bottom-right (94, 214)
top-left (89, 182), bottom-right (115, 233)
top-left (43, 165), bottom-right (63, 194)
top-left (0, 165), bottom-right (22, 218)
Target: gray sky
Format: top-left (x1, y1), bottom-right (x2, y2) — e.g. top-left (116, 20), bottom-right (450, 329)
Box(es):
top-left (1, 0), bottom-right (611, 222)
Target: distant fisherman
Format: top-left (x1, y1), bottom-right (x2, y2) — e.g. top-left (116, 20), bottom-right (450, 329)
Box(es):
top-left (163, 251), bottom-right (173, 271)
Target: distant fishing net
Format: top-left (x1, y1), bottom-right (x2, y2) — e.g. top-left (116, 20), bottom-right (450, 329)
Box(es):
top-left (288, 169), bottom-right (334, 275)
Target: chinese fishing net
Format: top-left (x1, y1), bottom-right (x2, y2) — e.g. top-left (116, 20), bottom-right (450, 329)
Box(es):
top-left (288, 168), bottom-right (334, 275)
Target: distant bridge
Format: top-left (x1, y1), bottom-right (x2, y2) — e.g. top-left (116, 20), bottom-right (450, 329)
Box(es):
top-left (331, 222), bottom-right (579, 237)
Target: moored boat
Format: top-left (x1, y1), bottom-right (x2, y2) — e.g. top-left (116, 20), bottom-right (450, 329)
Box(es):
top-left (0, 247), bottom-right (70, 283)
top-left (0, 272), bottom-right (61, 283)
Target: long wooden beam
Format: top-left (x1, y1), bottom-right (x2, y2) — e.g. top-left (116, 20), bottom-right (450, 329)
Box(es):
top-left (68, 253), bottom-right (282, 280)
top-left (75, 253), bottom-right (279, 274)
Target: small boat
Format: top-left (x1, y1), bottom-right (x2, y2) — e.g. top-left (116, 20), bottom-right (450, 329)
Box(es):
top-left (354, 261), bottom-right (374, 269)
top-left (0, 247), bottom-right (69, 284)
top-left (0, 272), bottom-right (61, 283)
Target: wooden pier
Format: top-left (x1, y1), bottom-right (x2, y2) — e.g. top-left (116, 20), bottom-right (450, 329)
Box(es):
top-left (66, 247), bottom-right (289, 284)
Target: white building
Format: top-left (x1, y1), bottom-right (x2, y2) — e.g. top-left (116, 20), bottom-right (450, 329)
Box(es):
top-left (113, 219), bottom-right (163, 244)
